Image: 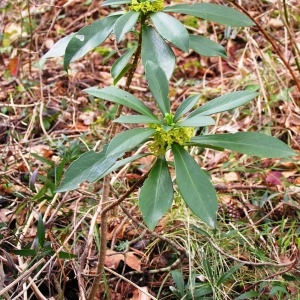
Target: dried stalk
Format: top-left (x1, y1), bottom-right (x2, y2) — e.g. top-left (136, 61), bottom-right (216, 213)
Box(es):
top-left (229, 0), bottom-right (300, 93)
top-left (87, 17), bottom-right (145, 300)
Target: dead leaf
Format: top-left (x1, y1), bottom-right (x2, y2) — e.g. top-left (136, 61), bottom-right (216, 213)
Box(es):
top-left (282, 170), bottom-right (298, 179)
top-left (79, 111), bottom-right (96, 125)
top-left (29, 145), bottom-right (53, 158)
top-left (131, 287), bottom-right (151, 300)
top-left (124, 252), bottom-right (141, 271)
top-left (293, 177), bottom-right (300, 185)
top-left (269, 18), bottom-right (283, 29)
top-left (266, 171), bottom-right (283, 186)
top-left (104, 250), bottom-right (141, 271)
top-left (224, 172), bottom-right (240, 182)
top-left (104, 250), bottom-right (124, 270)
top-left (0, 208), bottom-right (14, 223)
top-left (8, 56), bottom-right (20, 77)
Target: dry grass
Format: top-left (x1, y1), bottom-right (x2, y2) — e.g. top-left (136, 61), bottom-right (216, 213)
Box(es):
top-left (0, 0), bottom-right (299, 299)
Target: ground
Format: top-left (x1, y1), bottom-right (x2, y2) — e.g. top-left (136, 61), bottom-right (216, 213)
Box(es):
top-left (0, 0), bottom-right (299, 299)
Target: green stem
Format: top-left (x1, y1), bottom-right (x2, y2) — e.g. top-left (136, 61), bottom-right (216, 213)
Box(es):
top-left (87, 15), bottom-right (146, 300)
top-left (125, 15), bottom-right (145, 92)
top-left (111, 15), bottom-right (145, 137)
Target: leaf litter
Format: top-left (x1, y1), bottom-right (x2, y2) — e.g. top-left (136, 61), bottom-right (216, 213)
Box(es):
top-left (0, 0), bottom-right (299, 299)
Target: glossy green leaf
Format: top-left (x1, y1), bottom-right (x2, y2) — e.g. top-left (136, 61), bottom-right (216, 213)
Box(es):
top-left (114, 11), bottom-right (140, 42)
top-left (142, 25), bottom-right (175, 80)
top-left (113, 64), bottom-right (131, 85)
top-left (172, 144), bottom-right (218, 228)
top-left (145, 61), bottom-right (170, 115)
top-left (102, 0), bottom-right (131, 6)
top-left (150, 12), bottom-right (189, 52)
top-left (84, 86), bottom-right (156, 118)
top-left (41, 33), bottom-right (75, 61)
top-left (37, 214), bottom-right (45, 248)
top-left (64, 16), bottom-right (119, 70)
top-left (189, 34), bottom-right (227, 57)
top-left (111, 44), bottom-right (137, 80)
top-left (107, 128), bottom-right (156, 155)
top-left (174, 94), bottom-right (200, 122)
top-left (114, 114), bottom-right (161, 124)
top-left (164, 4), bottom-right (254, 27)
top-left (190, 132), bottom-right (296, 158)
top-left (177, 115), bottom-right (215, 127)
top-left (139, 157), bottom-right (173, 230)
top-left (188, 91), bottom-right (258, 118)
top-left (55, 150), bottom-right (120, 192)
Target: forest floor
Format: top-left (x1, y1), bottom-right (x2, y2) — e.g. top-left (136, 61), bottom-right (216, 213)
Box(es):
top-left (0, 0), bottom-right (300, 299)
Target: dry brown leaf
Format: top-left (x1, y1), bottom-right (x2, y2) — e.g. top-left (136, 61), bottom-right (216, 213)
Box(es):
top-left (224, 172), bottom-right (240, 182)
top-left (293, 177), bottom-right (300, 185)
top-left (104, 250), bottom-right (141, 271)
top-left (287, 283), bottom-right (298, 296)
top-left (0, 208), bottom-right (13, 222)
top-left (79, 111), bottom-right (96, 125)
top-left (281, 170), bottom-right (298, 178)
top-left (28, 145), bottom-right (53, 158)
top-left (104, 250), bottom-right (124, 270)
top-left (269, 18), bottom-right (284, 29)
top-left (124, 252), bottom-right (141, 271)
top-left (130, 287), bottom-right (151, 300)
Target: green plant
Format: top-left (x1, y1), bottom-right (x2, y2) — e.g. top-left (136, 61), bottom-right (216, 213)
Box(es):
top-left (170, 262), bottom-right (244, 300)
top-left (41, 0), bottom-right (295, 298)
top-left (42, 0), bottom-right (295, 228)
top-left (12, 214), bottom-right (75, 260)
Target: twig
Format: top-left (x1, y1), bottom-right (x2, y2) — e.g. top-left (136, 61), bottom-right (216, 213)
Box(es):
top-left (82, 257), bottom-right (182, 279)
top-left (214, 184), bottom-right (267, 191)
top-left (0, 259), bottom-right (45, 297)
top-left (228, 0), bottom-right (300, 93)
top-left (103, 171), bottom-right (149, 216)
top-left (87, 15), bottom-right (147, 300)
top-left (87, 176), bottom-right (111, 300)
top-left (10, 208), bottom-right (95, 299)
top-left (206, 236), bottom-right (297, 267)
top-left (280, 0), bottom-right (300, 72)
top-left (251, 202), bottom-right (283, 226)
top-left (242, 253), bottom-right (298, 292)
top-left (104, 267), bottom-right (157, 300)
top-left (120, 204), bottom-right (188, 258)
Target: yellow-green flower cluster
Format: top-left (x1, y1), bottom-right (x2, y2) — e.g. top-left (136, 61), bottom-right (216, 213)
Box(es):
top-left (149, 124), bottom-right (194, 155)
top-left (130, 0), bottom-right (164, 14)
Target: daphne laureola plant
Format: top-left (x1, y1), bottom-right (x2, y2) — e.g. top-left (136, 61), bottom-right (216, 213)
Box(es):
top-left (42, 0), bottom-right (295, 230)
